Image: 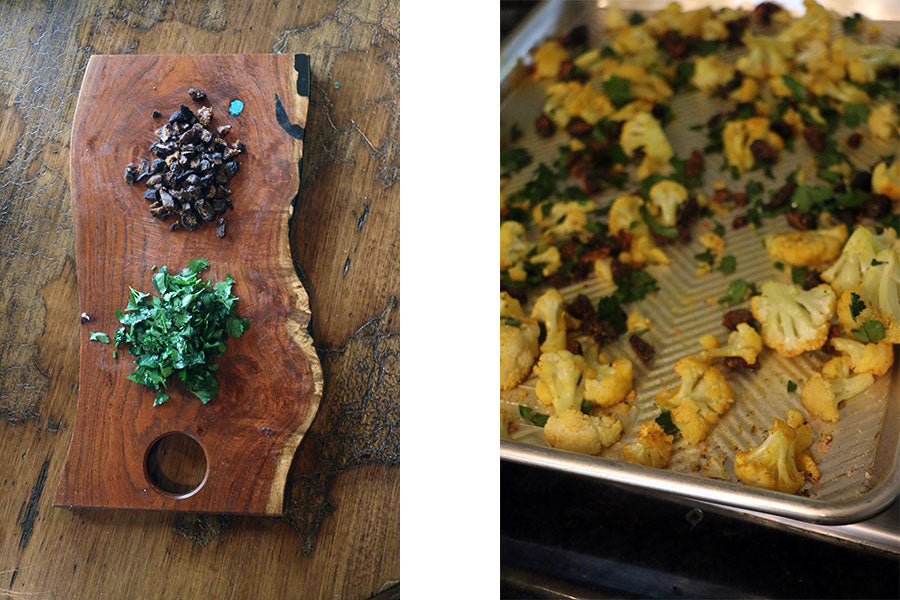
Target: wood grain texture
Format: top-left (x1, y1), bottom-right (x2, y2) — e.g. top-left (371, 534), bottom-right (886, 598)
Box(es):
top-left (56, 53), bottom-right (321, 514)
top-left (0, 1), bottom-right (398, 598)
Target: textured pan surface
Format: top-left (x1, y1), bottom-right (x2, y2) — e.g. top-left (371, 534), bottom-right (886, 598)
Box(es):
top-left (500, 1), bottom-right (900, 523)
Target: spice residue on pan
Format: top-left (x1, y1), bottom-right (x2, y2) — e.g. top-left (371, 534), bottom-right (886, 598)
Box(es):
top-left (228, 99), bottom-right (244, 116)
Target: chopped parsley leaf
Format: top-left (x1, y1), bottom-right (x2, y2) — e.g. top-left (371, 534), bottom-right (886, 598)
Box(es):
top-left (791, 266), bottom-right (808, 285)
top-left (500, 146), bottom-right (533, 177)
top-left (843, 103), bottom-right (869, 128)
top-left (871, 258), bottom-right (886, 266)
top-left (852, 320), bottom-right (886, 343)
top-left (842, 12), bottom-right (863, 34)
top-left (655, 410), bottom-right (679, 436)
top-left (849, 292), bottom-right (866, 321)
top-left (640, 205), bottom-right (679, 239)
top-left (712, 221), bottom-right (726, 237)
top-left (787, 380), bottom-right (797, 393)
top-left (628, 11), bottom-right (645, 25)
top-left (519, 405), bottom-right (549, 427)
top-left (694, 248), bottom-right (716, 265)
top-left (502, 316), bottom-right (521, 328)
top-left (510, 123), bottom-right (523, 143)
top-left (718, 279), bottom-right (755, 307)
top-left (581, 400), bottom-right (594, 414)
top-left (773, 261), bottom-right (784, 271)
top-left (603, 76), bottom-right (633, 108)
top-left (717, 255), bottom-right (737, 275)
top-left (782, 74), bottom-right (808, 103)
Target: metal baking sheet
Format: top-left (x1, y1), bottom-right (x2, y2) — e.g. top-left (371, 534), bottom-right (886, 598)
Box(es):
top-left (500, 0), bottom-right (900, 524)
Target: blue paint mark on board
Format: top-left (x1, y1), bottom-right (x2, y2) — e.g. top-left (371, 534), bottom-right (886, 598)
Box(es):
top-left (228, 99), bottom-right (244, 116)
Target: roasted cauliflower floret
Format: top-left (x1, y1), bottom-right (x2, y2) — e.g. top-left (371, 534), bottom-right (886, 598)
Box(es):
top-left (627, 310), bottom-right (651, 332)
top-left (837, 249), bottom-right (900, 343)
top-left (583, 358), bottom-right (634, 408)
top-left (534, 350), bottom-right (584, 414)
top-left (691, 55), bottom-right (735, 93)
top-left (750, 281), bottom-right (836, 357)
top-left (529, 246), bottom-right (562, 277)
top-left (500, 294), bottom-right (541, 391)
top-left (736, 34), bottom-right (792, 79)
top-left (776, 0), bottom-right (831, 44)
top-left (544, 409), bottom-right (623, 455)
top-left (608, 195), bottom-right (670, 266)
top-left (872, 160), bottom-right (900, 202)
top-left (764, 225), bottom-right (848, 267)
top-left (822, 226), bottom-right (897, 296)
top-left (734, 413), bottom-right (819, 494)
top-left (620, 112), bottom-right (674, 179)
top-left (868, 103), bottom-right (898, 140)
top-left (654, 357), bottom-right (734, 445)
top-left (624, 421), bottom-right (674, 468)
top-left (648, 180), bottom-right (687, 227)
top-left (801, 370), bottom-right (875, 423)
top-left (603, 2), bottom-right (629, 31)
top-left (830, 337), bottom-right (894, 377)
top-left (701, 323), bottom-right (763, 365)
top-left (531, 288), bottom-right (569, 353)
top-left (536, 201), bottom-right (595, 241)
top-left (544, 81), bottom-right (615, 128)
top-left (532, 40), bottom-right (569, 80)
top-left (500, 221), bottom-right (532, 271)
top-left (723, 118), bottom-right (783, 173)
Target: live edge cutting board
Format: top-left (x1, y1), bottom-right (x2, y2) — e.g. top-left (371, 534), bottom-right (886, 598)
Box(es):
top-left (54, 54), bottom-right (322, 515)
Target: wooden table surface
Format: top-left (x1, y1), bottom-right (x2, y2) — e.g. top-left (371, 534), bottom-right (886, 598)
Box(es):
top-left (0, 1), bottom-right (399, 598)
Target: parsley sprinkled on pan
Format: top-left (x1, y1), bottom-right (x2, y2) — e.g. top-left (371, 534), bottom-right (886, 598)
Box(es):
top-left (113, 258), bottom-right (250, 406)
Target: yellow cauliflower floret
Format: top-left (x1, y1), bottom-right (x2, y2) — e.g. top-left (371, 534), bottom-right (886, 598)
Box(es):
top-left (627, 310), bottom-right (652, 332)
top-left (796, 40), bottom-right (847, 83)
top-left (593, 257), bottom-right (613, 283)
top-left (538, 201), bottom-right (595, 241)
top-left (532, 40), bottom-right (569, 81)
top-left (872, 160), bottom-right (900, 202)
top-left (544, 409), bottom-right (623, 455)
top-left (801, 370), bottom-right (875, 423)
top-left (624, 421), bottom-right (674, 468)
top-left (500, 293), bottom-right (541, 391)
top-left (691, 55), bottom-right (735, 93)
top-left (737, 34), bottom-right (792, 79)
top-left (729, 77), bottom-right (759, 103)
top-left (531, 289), bottom-right (569, 353)
top-left (626, 235), bottom-right (670, 266)
top-left (529, 247), bottom-right (561, 277)
top-left (620, 112), bottom-right (674, 179)
top-left (822, 226), bottom-right (898, 297)
top-left (501, 221), bottom-right (532, 271)
top-left (723, 117), bottom-right (783, 173)
top-left (701, 323), bottom-right (763, 365)
top-left (701, 16), bottom-right (728, 41)
top-left (831, 337), bottom-right (894, 377)
top-left (699, 232), bottom-right (725, 256)
top-left (608, 196), bottom-right (670, 266)
top-left (776, 0), bottom-right (831, 44)
top-left (654, 357), bottom-right (734, 445)
top-left (648, 180), bottom-right (687, 227)
top-left (608, 194), bottom-right (646, 235)
top-left (734, 414), bottom-right (819, 494)
top-left (534, 350), bottom-right (584, 414)
top-left (544, 81), bottom-right (615, 128)
top-left (610, 63), bottom-right (673, 104)
top-left (750, 281), bottom-right (836, 357)
top-left (764, 225), bottom-right (848, 267)
top-left (837, 249), bottom-right (900, 344)
top-left (604, 3), bottom-right (629, 31)
top-left (612, 25), bottom-right (657, 57)
top-left (583, 359), bottom-right (634, 408)
top-left (868, 103), bottom-right (898, 140)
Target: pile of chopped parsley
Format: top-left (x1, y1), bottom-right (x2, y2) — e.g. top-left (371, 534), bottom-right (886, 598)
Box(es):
top-left (95, 258), bottom-right (250, 406)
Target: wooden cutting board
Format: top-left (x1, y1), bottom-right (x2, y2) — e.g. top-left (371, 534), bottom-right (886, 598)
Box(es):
top-left (54, 54), bottom-right (322, 515)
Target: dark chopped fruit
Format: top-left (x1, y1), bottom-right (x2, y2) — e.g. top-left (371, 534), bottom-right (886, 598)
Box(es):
top-left (713, 188), bottom-right (732, 204)
top-left (723, 356), bottom-right (760, 371)
top-left (803, 269), bottom-right (823, 290)
top-left (749, 139), bottom-right (775, 163)
top-left (559, 241), bottom-right (579, 261)
top-left (535, 114), bottom-right (555, 138)
top-left (847, 132), bottom-right (863, 148)
top-left (558, 59), bottom-right (574, 80)
top-left (732, 214), bottom-right (749, 229)
top-left (722, 309), bottom-right (756, 331)
top-left (188, 88), bottom-right (207, 101)
top-left (125, 97), bottom-right (245, 235)
top-left (833, 208), bottom-right (857, 226)
top-left (582, 316), bottom-right (619, 345)
top-left (786, 211), bottom-right (816, 230)
top-left (610, 259), bottom-right (631, 284)
top-left (676, 196), bottom-right (699, 227)
top-left (566, 339), bottom-right (583, 355)
top-left (822, 324), bottom-right (843, 355)
top-left (560, 25), bottom-right (588, 47)
top-left (659, 30), bottom-right (689, 59)
top-left (566, 117), bottom-right (592, 138)
top-left (614, 231), bottom-right (633, 254)
top-left (802, 127), bottom-right (825, 151)
top-left (753, 1), bottom-right (784, 25)
top-left (768, 181), bottom-right (797, 209)
top-left (685, 150), bottom-right (703, 178)
top-left (725, 16), bottom-right (749, 43)
top-left (582, 170), bottom-right (602, 194)
top-left (770, 119), bottom-right (793, 140)
top-left (864, 194), bottom-right (892, 218)
top-left (216, 217), bottom-right (227, 238)
top-left (567, 294), bottom-right (595, 320)
top-left (629, 334), bottom-right (655, 363)
top-left (851, 171), bottom-right (872, 192)
top-left (151, 109), bottom-right (161, 119)
top-left (731, 192), bottom-right (748, 207)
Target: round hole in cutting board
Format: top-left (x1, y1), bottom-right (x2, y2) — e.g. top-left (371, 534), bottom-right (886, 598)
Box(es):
top-left (144, 432), bottom-right (208, 498)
